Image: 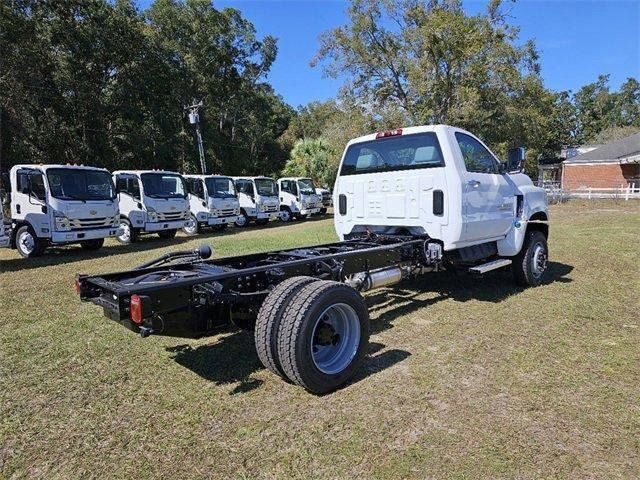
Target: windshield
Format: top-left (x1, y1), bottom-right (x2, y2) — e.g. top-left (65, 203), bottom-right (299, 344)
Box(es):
top-left (47, 168), bottom-right (115, 201)
top-left (340, 132), bottom-right (444, 176)
top-left (255, 178), bottom-right (277, 196)
top-left (205, 177), bottom-right (236, 198)
top-left (140, 173), bottom-right (186, 198)
top-left (297, 178), bottom-right (316, 195)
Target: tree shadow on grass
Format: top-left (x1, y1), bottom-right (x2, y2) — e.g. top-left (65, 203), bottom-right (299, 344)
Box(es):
top-left (0, 234), bottom-right (195, 273)
top-left (165, 261), bottom-right (572, 395)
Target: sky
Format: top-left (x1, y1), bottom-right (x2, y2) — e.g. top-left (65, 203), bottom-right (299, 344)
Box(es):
top-left (137, 0), bottom-right (640, 108)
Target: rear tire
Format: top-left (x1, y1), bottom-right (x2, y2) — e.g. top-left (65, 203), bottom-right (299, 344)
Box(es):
top-left (512, 230), bottom-right (548, 287)
top-left (277, 281), bottom-right (370, 394)
top-left (255, 276), bottom-right (318, 379)
top-left (15, 225), bottom-right (46, 258)
top-left (158, 229), bottom-right (177, 240)
top-left (80, 238), bottom-right (104, 251)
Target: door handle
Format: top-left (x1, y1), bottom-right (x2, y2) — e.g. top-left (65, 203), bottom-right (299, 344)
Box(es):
top-left (466, 180), bottom-right (481, 188)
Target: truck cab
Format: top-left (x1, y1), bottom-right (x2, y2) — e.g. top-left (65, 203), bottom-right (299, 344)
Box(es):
top-left (315, 186), bottom-right (332, 214)
top-left (113, 170), bottom-right (189, 243)
top-left (8, 164), bottom-right (120, 257)
top-left (333, 125), bottom-right (548, 258)
top-left (233, 176), bottom-right (282, 226)
top-left (182, 175), bottom-right (241, 235)
top-left (277, 177), bottom-right (323, 222)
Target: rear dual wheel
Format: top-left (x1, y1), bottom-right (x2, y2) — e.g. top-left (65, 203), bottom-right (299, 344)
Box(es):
top-left (255, 278), bottom-right (370, 394)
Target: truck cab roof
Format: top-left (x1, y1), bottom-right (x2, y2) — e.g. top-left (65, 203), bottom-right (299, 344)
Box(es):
top-left (10, 164), bottom-right (110, 173)
top-left (112, 170), bottom-right (182, 176)
top-left (183, 174), bottom-right (232, 180)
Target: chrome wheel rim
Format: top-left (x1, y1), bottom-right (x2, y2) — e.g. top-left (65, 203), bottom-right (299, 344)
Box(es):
top-left (118, 221), bottom-right (130, 242)
top-left (311, 303), bottom-right (361, 375)
top-left (532, 243), bottom-right (547, 277)
top-left (19, 231), bottom-right (35, 254)
top-left (281, 210), bottom-right (290, 222)
top-left (184, 216), bottom-right (197, 235)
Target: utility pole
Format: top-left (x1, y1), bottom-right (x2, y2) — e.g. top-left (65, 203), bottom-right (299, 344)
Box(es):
top-left (185, 100), bottom-right (206, 174)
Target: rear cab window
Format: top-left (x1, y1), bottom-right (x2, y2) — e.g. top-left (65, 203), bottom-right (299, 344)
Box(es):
top-left (340, 132), bottom-right (444, 176)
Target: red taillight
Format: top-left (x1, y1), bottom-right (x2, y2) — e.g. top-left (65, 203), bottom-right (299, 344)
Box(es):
top-left (376, 128), bottom-right (403, 139)
top-left (130, 294), bottom-right (143, 324)
top-left (74, 279), bottom-right (81, 295)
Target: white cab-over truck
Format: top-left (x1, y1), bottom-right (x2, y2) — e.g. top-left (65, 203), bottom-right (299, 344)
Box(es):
top-left (9, 164), bottom-right (121, 257)
top-left (78, 125), bottom-right (549, 395)
top-left (113, 170), bottom-right (189, 243)
top-left (182, 175), bottom-right (242, 235)
top-left (233, 176), bottom-right (282, 226)
top-left (277, 177), bottom-right (323, 221)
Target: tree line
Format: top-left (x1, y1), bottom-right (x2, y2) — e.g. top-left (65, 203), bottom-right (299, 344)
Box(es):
top-left (2, 0), bottom-right (638, 187)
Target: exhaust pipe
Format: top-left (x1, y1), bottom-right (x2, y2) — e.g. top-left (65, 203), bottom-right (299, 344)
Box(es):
top-left (347, 267), bottom-right (405, 291)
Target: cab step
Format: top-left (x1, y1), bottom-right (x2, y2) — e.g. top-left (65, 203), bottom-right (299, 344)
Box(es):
top-left (469, 258), bottom-right (512, 274)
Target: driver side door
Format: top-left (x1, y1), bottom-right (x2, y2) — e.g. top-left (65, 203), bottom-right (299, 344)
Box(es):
top-left (455, 132), bottom-right (515, 242)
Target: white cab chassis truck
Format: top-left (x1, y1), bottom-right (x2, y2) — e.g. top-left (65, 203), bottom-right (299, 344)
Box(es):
top-left (78, 125), bottom-right (549, 395)
top-left (182, 175), bottom-right (241, 235)
top-left (315, 187), bottom-right (332, 215)
top-left (233, 176), bottom-right (282, 226)
top-left (9, 164), bottom-right (120, 257)
top-left (277, 177), bottom-right (323, 222)
top-left (113, 170), bottom-right (189, 244)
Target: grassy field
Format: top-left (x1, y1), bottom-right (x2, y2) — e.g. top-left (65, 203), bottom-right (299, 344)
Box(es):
top-left (1, 201), bottom-right (639, 479)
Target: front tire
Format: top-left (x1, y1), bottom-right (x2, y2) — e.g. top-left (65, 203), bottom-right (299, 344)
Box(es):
top-left (116, 219), bottom-right (137, 244)
top-left (277, 281), bottom-right (370, 394)
top-left (512, 230), bottom-right (549, 287)
top-left (15, 226), bottom-right (45, 258)
top-left (235, 211), bottom-right (249, 228)
top-left (182, 214), bottom-right (200, 236)
top-left (80, 238), bottom-right (104, 251)
top-left (280, 207), bottom-right (292, 222)
top-left (158, 229), bottom-right (177, 240)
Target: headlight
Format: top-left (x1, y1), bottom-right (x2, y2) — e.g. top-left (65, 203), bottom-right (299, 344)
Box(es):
top-left (147, 208), bottom-right (158, 222)
top-left (259, 204), bottom-right (267, 212)
top-left (54, 212), bottom-right (71, 231)
top-left (211, 208), bottom-right (220, 216)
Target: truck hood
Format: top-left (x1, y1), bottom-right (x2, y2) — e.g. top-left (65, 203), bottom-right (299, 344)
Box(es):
top-left (52, 199), bottom-right (119, 219)
top-left (144, 196), bottom-right (189, 214)
top-left (256, 195), bottom-right (279, 207)
top-left (208, 197), bottom-right (240, 210)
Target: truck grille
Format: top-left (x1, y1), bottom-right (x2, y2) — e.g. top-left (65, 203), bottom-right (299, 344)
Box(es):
top-left (264, 204), bottom-right (278, 213)
top-left (69, 217), bottom-right (116, 230)
top-left (157, 212), bottom-right (184, 221)
top-left (220, 209), bottom-right (237, 217)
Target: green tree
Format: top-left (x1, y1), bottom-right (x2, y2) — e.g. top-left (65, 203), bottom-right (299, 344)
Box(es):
top-left (282, 138), bottom-right (339, 187)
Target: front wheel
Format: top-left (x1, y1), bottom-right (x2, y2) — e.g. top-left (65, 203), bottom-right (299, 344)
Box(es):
top-left (80, 238), bottom-right (104, 251)
top-left (319, 207), bottom-right (327, 215)
top-left (182, 214), bottom-right (200, 236)
top-left (158, 229), bottom-right (177, 240)
top-left (15, 226), bottom-right (46, 258)
top-left (280, 208), bottom-right (292, 222)
top-left (116, 219), bottom-right (137, 244)
top-left (277, 281), bottom-right (370, 394)
top-left (235, 211), bottom-right (249, 228)
top-left (512, 230), bottom-right (549, 287)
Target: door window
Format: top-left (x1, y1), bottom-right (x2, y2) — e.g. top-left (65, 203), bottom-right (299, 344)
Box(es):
top-left (455, 133), bottom-right (498, 174)
top-left (116, 175), bottom-right (140, 198)
top-left (281, 180), bottom-right (297, 195)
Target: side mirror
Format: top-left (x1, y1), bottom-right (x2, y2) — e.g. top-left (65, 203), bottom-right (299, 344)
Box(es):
top-left (504, 147), bottom-right (526, 173)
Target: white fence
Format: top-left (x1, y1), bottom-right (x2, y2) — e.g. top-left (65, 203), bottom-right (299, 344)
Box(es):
top-left (535, 181), bottom-right (640, 202)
